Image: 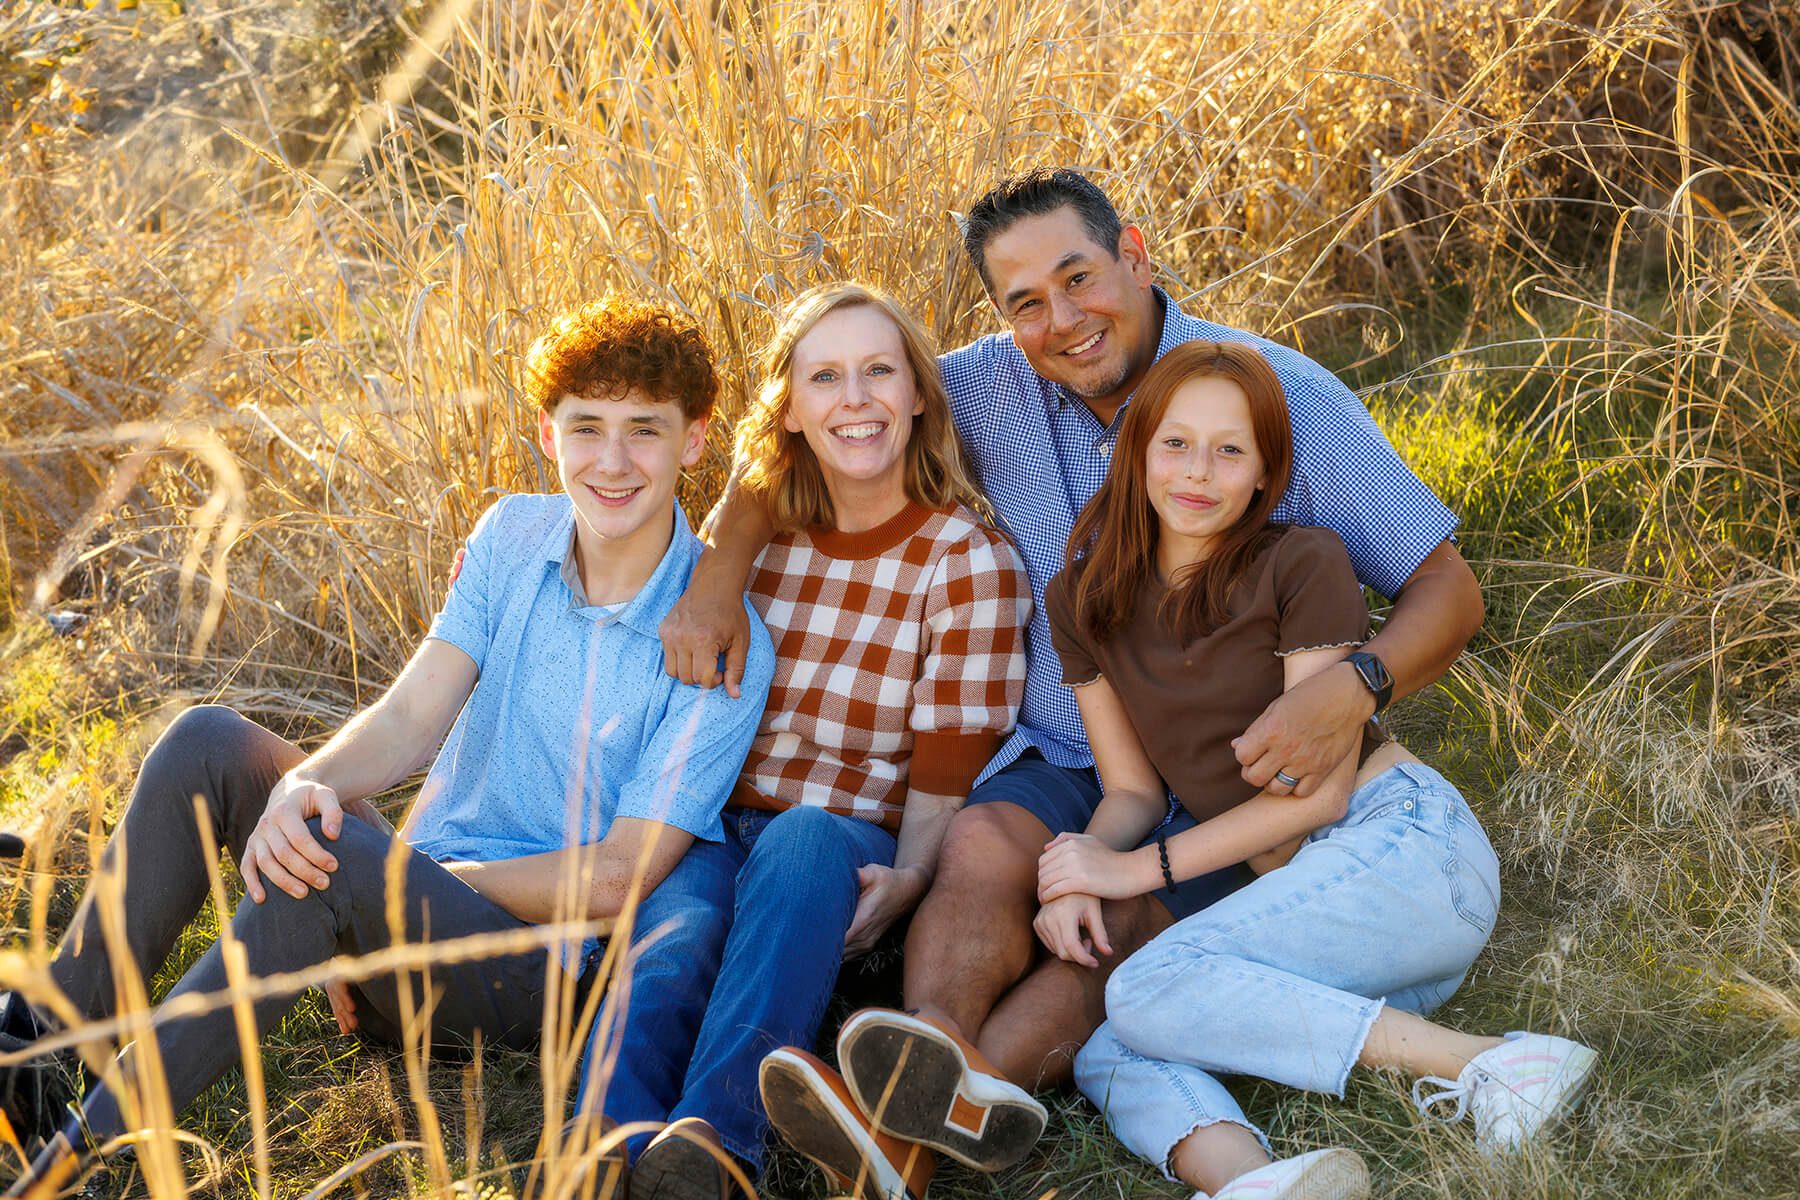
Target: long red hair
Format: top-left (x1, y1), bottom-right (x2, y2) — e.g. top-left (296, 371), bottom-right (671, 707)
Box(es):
top-left (1066, 340), bottom-right (1295, 643)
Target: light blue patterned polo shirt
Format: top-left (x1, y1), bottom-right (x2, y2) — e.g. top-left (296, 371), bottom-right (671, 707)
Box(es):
top-left (408, 493), bottom-right (774, 862)
top-left (939, 288), bottom-right (1457, 781)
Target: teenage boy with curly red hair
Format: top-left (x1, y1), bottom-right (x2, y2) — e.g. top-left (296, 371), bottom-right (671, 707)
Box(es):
top-left (1, 299), bottom-right (773, 1194)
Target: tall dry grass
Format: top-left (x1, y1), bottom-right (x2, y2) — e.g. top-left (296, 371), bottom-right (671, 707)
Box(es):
top-left (1, 0), bottom-right (1797, 1196)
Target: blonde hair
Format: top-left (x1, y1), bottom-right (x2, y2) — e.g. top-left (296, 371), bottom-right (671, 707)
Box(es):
top-left (736, 281), bottom-right (989, 532)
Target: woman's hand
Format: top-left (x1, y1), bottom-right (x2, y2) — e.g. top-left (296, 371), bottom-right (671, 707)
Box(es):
top-left (1033, 893), bottom-right (1112, 967)
top-left (1038, 832), bottom-right (1149, 903)
top-left (844, 864), bottom-right (930, 959)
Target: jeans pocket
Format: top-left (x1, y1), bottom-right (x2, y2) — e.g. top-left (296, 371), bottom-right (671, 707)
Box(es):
top-left (1441, 796), bottom-right (1501, 936)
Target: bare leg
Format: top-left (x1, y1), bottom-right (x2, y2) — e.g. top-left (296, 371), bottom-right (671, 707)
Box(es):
top-left (1170, 1123), bottom-right (1273, 1196)
top-left (903, 802), bottom-right (1047, 1043)
top-left (978, 894), bottom-right (1171, 1087)
top-left (1358, 1007), bottom-right (1503, 1079)
top-left (1162, 1010), bottom-right (1503, 1195)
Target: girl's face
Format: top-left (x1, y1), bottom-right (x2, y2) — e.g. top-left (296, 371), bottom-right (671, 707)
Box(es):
top-left (1145, 374), bottom-right (1268, 568)
top-left (784, 304), bottom-right (924, 499)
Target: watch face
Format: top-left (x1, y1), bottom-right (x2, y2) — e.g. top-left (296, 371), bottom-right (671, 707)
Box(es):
top-left (1367, 656), bottom-right (1392, 689)
top-left (1351, 652), bottom-right (1392, 702)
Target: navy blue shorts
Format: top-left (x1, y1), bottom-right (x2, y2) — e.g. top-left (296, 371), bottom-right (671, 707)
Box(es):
top-left (965, 750), bottom-right (1249, 921)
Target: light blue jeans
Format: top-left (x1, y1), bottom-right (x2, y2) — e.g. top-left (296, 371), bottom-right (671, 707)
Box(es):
top-left (1074, 761), bottom-right (1500, 1180)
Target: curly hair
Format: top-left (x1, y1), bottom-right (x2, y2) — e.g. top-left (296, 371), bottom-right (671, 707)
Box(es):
top-left (735, 282), bottom-right (990, 532)
top-left (522, 299), bottom-right (718, 419)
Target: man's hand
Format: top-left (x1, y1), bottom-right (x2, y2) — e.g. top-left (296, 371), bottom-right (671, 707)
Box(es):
top-left (448, 546), bottom-right (466, 588)
top-left (325, 979), bottom-right (358, 1034)
top-left (240, 776), bottom-right (347, 903)
top-left (1232, 662), bottom-right (1371, 797)
top-left (1033, 893), bottom-right (1111, 967)
top-left (659, 559), bottom-right (752, 697)
top-left (843, 863), bottom-right (929, 959)
top-left (1038, 832), bottom-right (1148, 903)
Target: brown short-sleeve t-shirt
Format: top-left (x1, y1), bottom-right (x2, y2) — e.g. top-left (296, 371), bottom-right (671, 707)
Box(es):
top-left (1046, 524), bottom-right (1379, 824)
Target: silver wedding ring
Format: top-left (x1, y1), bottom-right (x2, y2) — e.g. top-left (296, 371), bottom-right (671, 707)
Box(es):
top-left (1273, 770), bottom-right (1300, 788)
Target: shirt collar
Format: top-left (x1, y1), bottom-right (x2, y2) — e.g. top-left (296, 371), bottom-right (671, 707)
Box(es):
top-left (544, 498), bottom-right (701, 636)
top-left (1047, 287), bottom-right (1181, 422)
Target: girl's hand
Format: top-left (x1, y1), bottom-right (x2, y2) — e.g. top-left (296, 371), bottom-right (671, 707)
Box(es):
top-left (1033, 893), bottom-right (1112, 967)
top-left (1038, 832), bottom-right (1145, 902)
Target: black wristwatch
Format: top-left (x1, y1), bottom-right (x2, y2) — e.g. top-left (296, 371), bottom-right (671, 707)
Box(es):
top-left (1345, 651), bottom-right (1394, 714)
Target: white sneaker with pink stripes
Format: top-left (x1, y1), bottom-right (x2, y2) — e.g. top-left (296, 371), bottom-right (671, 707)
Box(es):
top-left (1199, 1148), bottom-right (1370, 1200)
top-left (1412, 1031), bottom-right (1599, 1154)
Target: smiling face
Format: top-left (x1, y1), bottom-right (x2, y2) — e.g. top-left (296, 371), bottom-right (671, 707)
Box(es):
top-left (1146, 374), bottom-right (1269, 574)
top-left (538, 390), bottom-right (706, 555)
top-left (981, 205), bottom-right (1160, 418)
top-left (782, 303), bottom-right (923, 521)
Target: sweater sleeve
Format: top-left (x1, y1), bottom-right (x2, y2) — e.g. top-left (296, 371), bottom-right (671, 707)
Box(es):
top-left (909, 527), bottom-right (1031, 797)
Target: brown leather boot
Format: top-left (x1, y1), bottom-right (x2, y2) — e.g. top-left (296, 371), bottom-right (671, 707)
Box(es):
top-left (760, 1048), bottom-right (936, 1200)
top-left (835, 1008), bottom-right (1046, 1172)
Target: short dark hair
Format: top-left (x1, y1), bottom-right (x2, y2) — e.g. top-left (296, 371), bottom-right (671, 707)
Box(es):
top-left (522, 299), bottom-right (718, 420)
top-left (961, 168), bottom-right (1125, 292)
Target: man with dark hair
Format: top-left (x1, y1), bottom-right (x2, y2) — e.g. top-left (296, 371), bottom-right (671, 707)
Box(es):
top-left (1, 299), bottom-right (773, 1194)
top-left (663, 168), bottom-right (1482, 1194)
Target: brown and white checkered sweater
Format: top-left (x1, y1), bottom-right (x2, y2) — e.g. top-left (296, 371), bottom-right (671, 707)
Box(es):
top-left (733, 501), bottom-right (1031, 831)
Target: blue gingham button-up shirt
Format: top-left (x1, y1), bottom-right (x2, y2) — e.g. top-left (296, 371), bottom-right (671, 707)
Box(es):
top-left (940, 289), bottom-right (1457, 781)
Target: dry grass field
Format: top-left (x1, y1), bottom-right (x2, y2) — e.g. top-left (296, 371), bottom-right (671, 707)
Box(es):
top-left (1, 0), bottom-right (1797, 1196)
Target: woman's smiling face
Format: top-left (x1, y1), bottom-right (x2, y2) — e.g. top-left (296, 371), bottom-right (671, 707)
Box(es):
top-left (783, 303), bottom-right (923, 503)
top-left (1146, 374), bottom-right (1269, 569)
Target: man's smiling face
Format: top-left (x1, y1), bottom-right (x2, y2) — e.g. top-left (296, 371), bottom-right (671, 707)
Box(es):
top-left (538, 389), bottom-right (705, 549)
top-left (981, 205), bottom-right (1161, 417)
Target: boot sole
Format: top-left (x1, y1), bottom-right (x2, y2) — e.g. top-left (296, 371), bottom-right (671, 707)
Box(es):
top-left (628, 1131), bottom-right (726, 1200)
top-left (837, 1011), bottom-right (1046, 1172)
top-left (760, 1050), bottom-right (919, 1200)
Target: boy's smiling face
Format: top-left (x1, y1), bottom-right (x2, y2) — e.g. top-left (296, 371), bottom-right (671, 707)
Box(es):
top-left (538, 389), bottom-right (706, 552)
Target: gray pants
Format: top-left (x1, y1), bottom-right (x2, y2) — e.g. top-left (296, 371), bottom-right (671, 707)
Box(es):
top-left (48, 705), bottom-right (556, 1139)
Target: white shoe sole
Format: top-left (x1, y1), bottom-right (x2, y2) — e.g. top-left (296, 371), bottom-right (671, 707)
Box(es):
top-left (1213, 1148), bottom-right (1370, 1200)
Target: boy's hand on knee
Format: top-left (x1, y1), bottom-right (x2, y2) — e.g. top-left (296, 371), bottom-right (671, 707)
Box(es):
top-left (241, 777), bottom-right (346, 903)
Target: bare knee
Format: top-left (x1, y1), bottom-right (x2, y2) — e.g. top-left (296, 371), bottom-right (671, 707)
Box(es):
top-left (933, 803), bottom-right (1045, 892)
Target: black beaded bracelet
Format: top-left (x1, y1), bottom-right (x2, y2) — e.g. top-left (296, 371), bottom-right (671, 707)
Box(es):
top-left (1157, 832), bottom-right (1178, 892)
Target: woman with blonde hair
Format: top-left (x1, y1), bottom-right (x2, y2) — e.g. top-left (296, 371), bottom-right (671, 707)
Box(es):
top-left (577, 282), bottom-right (1029, 1199)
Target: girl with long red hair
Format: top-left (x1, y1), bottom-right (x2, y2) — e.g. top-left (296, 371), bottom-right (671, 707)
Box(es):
top-left (1036, 341), bottom-right (1597, 1200)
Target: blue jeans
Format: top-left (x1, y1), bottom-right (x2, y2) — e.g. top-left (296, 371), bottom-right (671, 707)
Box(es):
top-left (575, 805), bottom-right (897, 1166)
top-left (1073, 762), bottom-right (1500, 1180)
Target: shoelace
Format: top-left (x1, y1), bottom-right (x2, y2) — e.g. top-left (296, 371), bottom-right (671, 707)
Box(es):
top-left (1411, 1068), bottom-right (1487, 1125)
